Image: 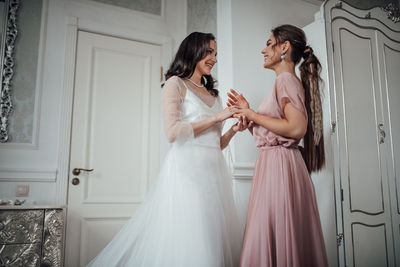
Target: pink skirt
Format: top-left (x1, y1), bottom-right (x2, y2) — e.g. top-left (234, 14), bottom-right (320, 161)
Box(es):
top-left (240, 146), bottom-right (328, 267)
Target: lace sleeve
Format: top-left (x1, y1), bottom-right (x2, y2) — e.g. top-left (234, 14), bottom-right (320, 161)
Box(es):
top-left (162, 77), bottom-right (194, 143)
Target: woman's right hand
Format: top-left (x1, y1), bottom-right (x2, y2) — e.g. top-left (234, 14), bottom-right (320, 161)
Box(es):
top-left (215, 107), bottom-right (234, 122)
top-left (227, 89), bottom-right (250, 109)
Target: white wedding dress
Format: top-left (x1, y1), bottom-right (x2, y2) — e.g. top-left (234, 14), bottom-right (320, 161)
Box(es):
top-left (87, 76), bottom-right (242, 267)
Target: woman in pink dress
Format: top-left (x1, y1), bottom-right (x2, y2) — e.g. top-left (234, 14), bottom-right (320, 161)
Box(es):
top-left (228, 24), bottom-right (328, 267)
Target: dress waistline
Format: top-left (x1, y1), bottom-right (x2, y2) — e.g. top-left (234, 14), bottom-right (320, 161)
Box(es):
top-left (260, 144), bottom-right (298, 150)
top-left (173, 141), bottom-right (220, 149)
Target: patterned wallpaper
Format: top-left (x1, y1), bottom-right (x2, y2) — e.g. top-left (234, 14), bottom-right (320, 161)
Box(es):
top-left (8, 0), bottom-right (42, 143)
top-left (92, 0), bottom-right (161, 15)
top-left (187, 0), bottom-right (217, 79)
top-left (187, 0), bottom-right (216, 36)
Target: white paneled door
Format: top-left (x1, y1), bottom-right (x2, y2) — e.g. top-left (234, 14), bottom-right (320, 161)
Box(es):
top-left (65, 31), bottom-right (161, 267)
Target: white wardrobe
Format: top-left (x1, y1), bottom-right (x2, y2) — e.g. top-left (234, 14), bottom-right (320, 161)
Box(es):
top-left (303, 1), bottom-right (400, 267)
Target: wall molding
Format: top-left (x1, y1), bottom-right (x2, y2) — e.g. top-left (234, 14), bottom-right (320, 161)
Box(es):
top-left (0, 167), bottom-right (57, 181)
top-left (55, 16), bottom-right (78, 205)
top-left (232, 162), bottom-right (254, 180)
top-left (30, 0), bottom-right (49, 148)
top-left (217, 0), bottom-right (236, 167)
top-left (0, 0), bottom-right (60, 180)
top-left (217, 0), bottom-right (254, 181)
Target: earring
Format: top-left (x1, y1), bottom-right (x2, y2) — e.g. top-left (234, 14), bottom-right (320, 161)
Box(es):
top-left (280, 53), bottom-right (286, 60)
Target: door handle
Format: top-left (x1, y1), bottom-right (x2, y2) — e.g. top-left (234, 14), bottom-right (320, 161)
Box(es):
top-left (72, 168), bottom-right (94, 176)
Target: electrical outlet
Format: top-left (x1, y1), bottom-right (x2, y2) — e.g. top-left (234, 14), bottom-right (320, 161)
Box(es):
top-left (16, 184), bottom-right (29, 197)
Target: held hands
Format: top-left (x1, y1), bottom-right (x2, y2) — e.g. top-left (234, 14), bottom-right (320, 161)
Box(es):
top-left (214, 106), bottom-right (252, 133)
top-left (214, 89), bottom-right (255, 133)
top-left (227, 89), bottom-right (256, 124)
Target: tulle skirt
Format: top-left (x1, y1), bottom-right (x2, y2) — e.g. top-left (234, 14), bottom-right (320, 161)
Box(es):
top-left (87, 142), bottom-right (243, 267)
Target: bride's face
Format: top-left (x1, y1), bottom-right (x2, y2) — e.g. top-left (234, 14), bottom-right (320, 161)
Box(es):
top-left (195, 40), bottom-right (217, 76)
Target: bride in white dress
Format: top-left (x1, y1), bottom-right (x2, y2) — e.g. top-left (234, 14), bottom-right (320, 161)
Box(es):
top-left (87, 32), bottom-right (246, 267)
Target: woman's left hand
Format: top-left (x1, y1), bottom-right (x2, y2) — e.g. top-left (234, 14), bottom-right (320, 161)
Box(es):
top-left (232, 115), bottom-right (251, 132)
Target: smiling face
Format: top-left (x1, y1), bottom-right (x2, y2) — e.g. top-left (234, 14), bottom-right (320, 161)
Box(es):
top-left (261, 34), bottom-right (285, 70)
top-left (195, 40), bottom-right (217, 76)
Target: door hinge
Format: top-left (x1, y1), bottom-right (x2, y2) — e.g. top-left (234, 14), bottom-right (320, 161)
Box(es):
top-left (337, 233), bottom-right (344, 246)
top-left (378, 123), bottom-right (386, 144)
top-left (160, 66), bottom-right (163, 82)
top-left (341, 188), bottom-right (344, 201)
top-left (332, 41), bottom-right (335, 52)
top-left (331, 121), bottom-right (336, 134)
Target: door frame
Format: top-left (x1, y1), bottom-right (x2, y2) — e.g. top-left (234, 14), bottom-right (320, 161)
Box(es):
top-left (55, 0), bottom-right (186, 207)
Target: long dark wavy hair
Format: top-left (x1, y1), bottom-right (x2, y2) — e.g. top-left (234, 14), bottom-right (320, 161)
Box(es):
top-left (164, 32), bottom-right (218, 96)
top-left (272, 24), bottom-right (325, 173)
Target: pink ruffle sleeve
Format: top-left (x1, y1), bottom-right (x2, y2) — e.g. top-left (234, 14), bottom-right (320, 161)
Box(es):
top-left (276, 72), bottom-right (307, 119)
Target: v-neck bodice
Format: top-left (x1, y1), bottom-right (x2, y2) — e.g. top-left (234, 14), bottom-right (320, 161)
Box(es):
top-left (180, 81), bottom-right (223, 147)
top-left (182, 80), bottom-right (217, 108)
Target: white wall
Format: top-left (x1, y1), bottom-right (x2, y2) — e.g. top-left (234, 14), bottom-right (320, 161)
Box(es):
top-left (218, 0), bottom-right (338, 266)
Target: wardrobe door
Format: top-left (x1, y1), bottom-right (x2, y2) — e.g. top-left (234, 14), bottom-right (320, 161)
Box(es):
top-left (332, 18), bottom-right (395, 267)
top-left (378, 31), bottom-right (400, 265)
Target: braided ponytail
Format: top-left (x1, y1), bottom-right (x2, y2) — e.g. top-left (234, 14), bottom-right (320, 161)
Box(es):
top-left (300, 46), bottom-right (325, 172)
top-left (272, 25), bottom-right (325, 173)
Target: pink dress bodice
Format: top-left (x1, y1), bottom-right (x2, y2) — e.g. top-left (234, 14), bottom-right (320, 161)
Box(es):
top-left (253, 72), bottom-right (307, 148)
